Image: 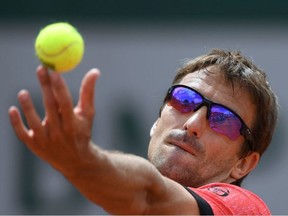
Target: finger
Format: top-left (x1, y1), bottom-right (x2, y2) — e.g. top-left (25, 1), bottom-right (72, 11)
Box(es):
top-left (77, 68), bottom-right (101, 118)
top-left (9, 106), bottom-right (46, 158)
top-left (17, 90), bottom-right (43, 131)
top-left (50, 71), bottom-right (75, 130)
top-left (37, 66), bottom-right (61, 126)
top-left (8, 106), bottom-right (32, 143)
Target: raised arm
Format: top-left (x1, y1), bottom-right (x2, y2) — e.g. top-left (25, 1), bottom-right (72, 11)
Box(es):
top-left (8, 66), bottom-right (199, 215)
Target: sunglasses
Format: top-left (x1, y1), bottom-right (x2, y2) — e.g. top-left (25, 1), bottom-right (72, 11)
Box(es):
top-left (165, 84), bottom-right (253, 145)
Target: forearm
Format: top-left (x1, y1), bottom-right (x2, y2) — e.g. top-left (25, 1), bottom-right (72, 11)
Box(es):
top-left (64, 141), bottom-right (165, 215)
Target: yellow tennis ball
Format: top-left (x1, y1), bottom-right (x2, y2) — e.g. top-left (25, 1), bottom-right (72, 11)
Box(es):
top-left (35, 22), bottom-right (84, 73)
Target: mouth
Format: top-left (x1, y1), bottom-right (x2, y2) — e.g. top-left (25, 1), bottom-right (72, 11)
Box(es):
top-left (166, 139), bottom-right (197, 156)
top-left (165, 130), bottom-right (202, 156)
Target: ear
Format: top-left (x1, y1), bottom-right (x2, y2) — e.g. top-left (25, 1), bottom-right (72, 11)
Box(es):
top-left (231, 152), bottom-right (260, 180)
top-left (150, 119), bottom-right (160, 137)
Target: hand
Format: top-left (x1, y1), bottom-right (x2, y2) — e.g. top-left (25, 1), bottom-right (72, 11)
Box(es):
top-left (8, 66), bottom-right (101, 176)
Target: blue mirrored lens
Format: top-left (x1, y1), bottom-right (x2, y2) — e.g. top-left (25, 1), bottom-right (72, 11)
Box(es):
top-left (169, 87), bottom-right (203, 113)
top-left (210, 105), bottom-right (242, 140)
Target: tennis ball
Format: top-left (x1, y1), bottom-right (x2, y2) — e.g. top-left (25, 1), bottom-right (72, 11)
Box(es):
top-left (35, 22), bottom-right (84, 73)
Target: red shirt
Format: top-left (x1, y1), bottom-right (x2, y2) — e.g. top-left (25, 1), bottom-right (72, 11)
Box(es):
top-left (190, 183), bottom-right (271, 215)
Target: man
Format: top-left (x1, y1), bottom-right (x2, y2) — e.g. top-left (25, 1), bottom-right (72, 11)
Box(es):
top-left (8, 49), bottom-right (278, 214)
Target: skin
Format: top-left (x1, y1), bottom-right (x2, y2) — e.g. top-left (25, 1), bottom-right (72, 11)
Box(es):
top-left (8, 66), bottom-right (259, 214)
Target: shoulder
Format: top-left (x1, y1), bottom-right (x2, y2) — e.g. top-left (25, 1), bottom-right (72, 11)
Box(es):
top-left (188, 182), bottom-right (271, 215)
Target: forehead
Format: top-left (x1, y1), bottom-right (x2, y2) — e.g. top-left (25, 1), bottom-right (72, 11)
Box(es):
top-left (178, 68), bottom-right (256, 128)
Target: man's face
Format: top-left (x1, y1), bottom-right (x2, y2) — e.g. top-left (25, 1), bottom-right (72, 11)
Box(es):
top-left (148, 68), bottom-right (256, 187)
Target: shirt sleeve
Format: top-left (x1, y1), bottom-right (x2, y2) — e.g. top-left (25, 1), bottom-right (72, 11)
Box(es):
top-left (183, 186), bottom-right (214, 215)
top-left (188, 183), bottom-right (271, 215)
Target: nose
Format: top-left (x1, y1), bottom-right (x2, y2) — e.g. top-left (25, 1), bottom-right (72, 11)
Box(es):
top-left (183, 106), bottom-right (208, 138)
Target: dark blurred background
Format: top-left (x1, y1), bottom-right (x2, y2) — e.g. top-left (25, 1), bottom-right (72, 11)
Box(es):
top-left (1, 0), bottom-right (288, 23)
top-left (0, 0), bottom-right (287, 214)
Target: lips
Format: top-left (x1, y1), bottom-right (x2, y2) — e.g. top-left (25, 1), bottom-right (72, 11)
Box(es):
top-left (165, 130), bottom-right (202, 156)
top-left (168, 139), bottom-right (196, 156)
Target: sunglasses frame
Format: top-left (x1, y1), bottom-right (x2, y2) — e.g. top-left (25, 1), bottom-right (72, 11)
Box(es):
top-left (165, 84), bottom-right (254, 149)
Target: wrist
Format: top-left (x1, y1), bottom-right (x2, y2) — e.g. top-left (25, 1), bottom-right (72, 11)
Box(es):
top-left (60, 141), bottom-right (103, 179)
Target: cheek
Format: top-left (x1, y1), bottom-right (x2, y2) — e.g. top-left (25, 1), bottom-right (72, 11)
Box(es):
top-left (160, 105), bottom-right (187, 127)
top-left (148, 107), bottom-right (181, 157)
top-left (148, 117), bottom-right (168, 155)
top-left (202, 133), bottom-right (242, 163)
